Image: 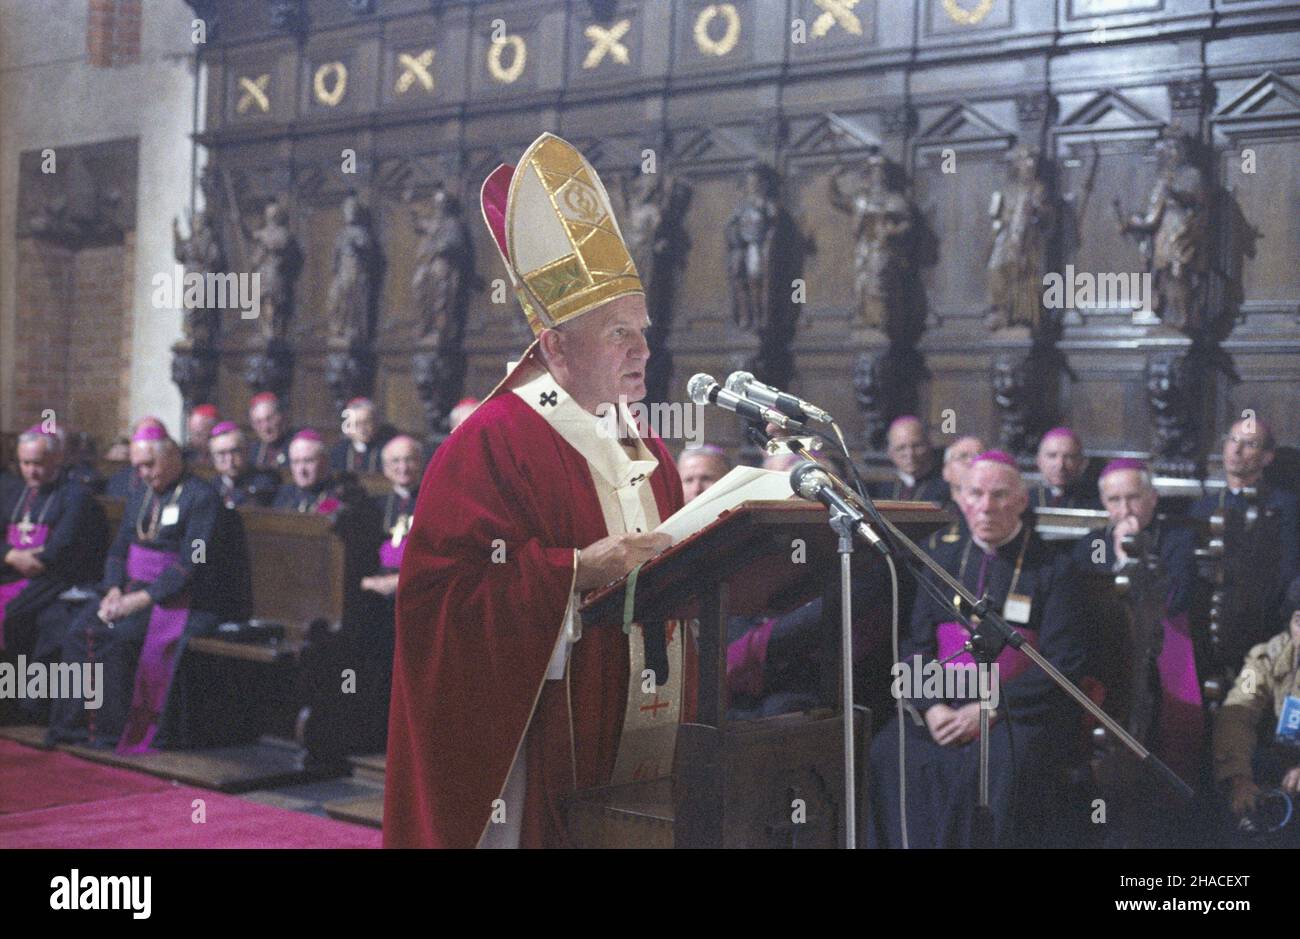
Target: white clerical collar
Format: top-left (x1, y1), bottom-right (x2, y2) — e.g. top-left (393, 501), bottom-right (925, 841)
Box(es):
top-left (352, 440), bottom-right (366, 453)
top-left (1050, 486), bottom-right (1064, 498)
top-left (897, 471), bottom-right (916, 488)
top-left (392, 484), bottom-right (411, 499)
top-left (514, 365), bottom-right (658, 491)
top-left (972, 521), bottom-right (1024, 555)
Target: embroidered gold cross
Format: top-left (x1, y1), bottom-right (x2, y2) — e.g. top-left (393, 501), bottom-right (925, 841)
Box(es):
top-left (395, 49), bottom-right (435, 95)
top-left (236, 74), bottom-right (270, 114)
top-left (582, 19), bottom-right (631, 69)
top-left (812, 0), bottom-right (863, 39)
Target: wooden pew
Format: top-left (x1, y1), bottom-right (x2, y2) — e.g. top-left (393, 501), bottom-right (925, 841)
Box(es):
top-left (99, 495), bottom-right (349, 652)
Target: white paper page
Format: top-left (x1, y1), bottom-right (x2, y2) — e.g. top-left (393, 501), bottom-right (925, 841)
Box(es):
top-left (655, 466), bottom-right (797, 545)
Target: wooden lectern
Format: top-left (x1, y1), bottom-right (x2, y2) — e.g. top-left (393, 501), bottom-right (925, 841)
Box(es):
top-left (571, 500), bottom-right (948, 848)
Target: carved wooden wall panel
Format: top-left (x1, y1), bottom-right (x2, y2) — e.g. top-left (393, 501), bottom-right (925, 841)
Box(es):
top-left (188, 0), bottom-right (1300, 464)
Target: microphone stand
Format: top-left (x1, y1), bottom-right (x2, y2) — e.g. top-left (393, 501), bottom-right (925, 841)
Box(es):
top-left (775, 434), bottom-right (1195, 846)
top-left (747, 421), bottom-right (868, 848)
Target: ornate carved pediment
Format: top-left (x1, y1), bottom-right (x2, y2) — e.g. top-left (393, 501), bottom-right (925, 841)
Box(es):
top-left (1059, 88), bottom-right (1161, 131)
top-left (667, 123), bottom-right (769, 168)
top-left (785, 112), bottom-right (880, 157)
top-left (916, 101), bottom-right (1013, 153)
top-left (1214, 71), bottom-right (1300, 122)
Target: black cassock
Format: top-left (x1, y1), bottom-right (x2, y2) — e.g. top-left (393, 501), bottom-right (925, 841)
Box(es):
top-left (1032, 480), bottom-right (1101, 510)
top-left (45, 474), bottom-right (239, 748)
top-left (1, 474), bottom-right (107, 722)
top-left (869, 527), bottom-right (1088, 848)
top-left (868, 467), bottom-right (950, 504)
top-left (1191, 485), bottom-right (1300, 671)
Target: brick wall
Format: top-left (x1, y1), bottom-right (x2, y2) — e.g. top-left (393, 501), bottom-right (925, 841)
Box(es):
top-left (13, 234), bottom-right (134, 443)
top-left (87, 0), bottom-right (141, 68)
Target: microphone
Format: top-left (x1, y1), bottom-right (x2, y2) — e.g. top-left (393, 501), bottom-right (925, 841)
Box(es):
top-left (790, 461), bottom-right (890, 557)
top-left (687, 374), bottom-right (801, 431)
top-left (725, 371), bottom-right (833, 424)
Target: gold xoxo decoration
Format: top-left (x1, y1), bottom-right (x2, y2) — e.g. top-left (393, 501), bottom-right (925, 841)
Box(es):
top-left (942, 0), bottom-right (995, 26)
top-left (236, 74), bottom-right (270, 114)
top-left (812, 0), bottom-right (863, 38)
top-left (395, 49), bottom-right (435, 95)
top-left (488, 33), bottom-right (527, 84)
top-left (313, 61), bottom-right (348, 106)
top-left (583, 19), bottom-right (632, 69)
top-left (694, 3), bottom-right (741, 57)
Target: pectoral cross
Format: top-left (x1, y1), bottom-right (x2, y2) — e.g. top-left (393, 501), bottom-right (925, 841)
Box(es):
top-left (16, 517), bottom-right (36, 546)
top-left (390, 514), bottom-right (411, 548)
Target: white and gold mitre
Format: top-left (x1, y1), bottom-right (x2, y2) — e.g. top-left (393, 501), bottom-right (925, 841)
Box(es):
top-left (479, 132), bottom-right (643, 335)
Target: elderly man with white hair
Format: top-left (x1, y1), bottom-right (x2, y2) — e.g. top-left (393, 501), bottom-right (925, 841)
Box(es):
top-left (1, 425), bottom-right (104, 720)
top-left (1072, 460), bottom-right (1199, 759)
top-left (273, 429), bottom-right (349, 514)
top-left (46, 424), bottom-right (232, 752)
top-left (869, 450), bottom-right (1088, 848)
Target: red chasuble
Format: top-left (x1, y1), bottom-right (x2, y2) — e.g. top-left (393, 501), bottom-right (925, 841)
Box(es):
top-left (384, 386), bottom-right (685, 848)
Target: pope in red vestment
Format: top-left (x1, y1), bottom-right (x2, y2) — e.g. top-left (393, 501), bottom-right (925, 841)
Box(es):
top-left (384, 132), bottom-right (688, 848)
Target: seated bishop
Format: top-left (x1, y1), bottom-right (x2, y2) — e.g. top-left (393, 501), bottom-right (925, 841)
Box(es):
top-left (246, 392), bottom-right (296, 471)
top-left (384, 132), bottom-right (689, 849)
top-left (869, 451), bottom-right (1088, 848)
top-left (296, 434), bottom-right (426, 765)
top-left (1071, 460), bottom-right (1199, 774)
top-left (46, 425), bottom-right (234, 751)
top-left (1030, 427), bottom-right (1100, 509)
top-left (329, 397), bottom-right (395, 474)
top-left (868, 416), bottom-right (949, 503)
top-left (1, 426), bottom-right (106, 722)
top-left (208, 421), bottom-right (279, 509)
top-left (272, 429), bottom-right (355, 514)
top-left (1190, 417), bottom-right (1300, 673)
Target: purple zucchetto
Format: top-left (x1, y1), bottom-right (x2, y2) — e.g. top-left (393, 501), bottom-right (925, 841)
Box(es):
top-left (972, 449), bottom-right (1018, 468)
top-left (1100, 457), bottom-right (1149, 480)
top-left (131, 424), bottom-right (169, 443)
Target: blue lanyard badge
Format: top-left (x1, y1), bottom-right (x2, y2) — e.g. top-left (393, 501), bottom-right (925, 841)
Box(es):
top-left (1276, 695), bottom-right (1300, 746)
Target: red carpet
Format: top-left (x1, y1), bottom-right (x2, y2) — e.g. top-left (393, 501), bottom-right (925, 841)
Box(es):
top-left (0, 740), bottom-right (171, 814)
top-left (0, 740), bottom-right (380, 848)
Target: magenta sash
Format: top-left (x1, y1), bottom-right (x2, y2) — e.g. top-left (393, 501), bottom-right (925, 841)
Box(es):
top-left (935, 621), bottom-right (1040, 685)
top-left (116, 544), bottom-right (191, 754)
top-left (0, 522), bottom-right (49, 650)
top-left (1156, 611), bottom-right (1203, 779)
top-left (727, 617), bottom-right (776, 700)
top-left (379, 534), bottom-right (407, 571)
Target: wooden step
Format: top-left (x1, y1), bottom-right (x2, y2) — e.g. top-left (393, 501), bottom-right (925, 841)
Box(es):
top-left (348, 752), bottom-right (386, 783)
top-left (0, 724), bottom-right (52, 749)
top-left (57, 738), bottom-right (338, 793)
top-left (323, 793), bottom-right (385, 829)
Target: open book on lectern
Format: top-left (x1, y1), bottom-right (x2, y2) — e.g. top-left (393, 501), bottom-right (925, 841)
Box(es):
top-left (654, 466), bottom-right (798, 545)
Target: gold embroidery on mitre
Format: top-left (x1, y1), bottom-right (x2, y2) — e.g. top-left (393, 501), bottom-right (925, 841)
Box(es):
top-left (502, 133), bottom-right (643, 332)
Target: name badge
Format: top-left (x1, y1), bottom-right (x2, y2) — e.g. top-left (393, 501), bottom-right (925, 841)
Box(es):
top-left (160, 505), bottom-right (181, 527)
top-left (1276, 695), bottom-right (1300, 746)
top-left (1003, 592), bottom-right (1032, 624)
